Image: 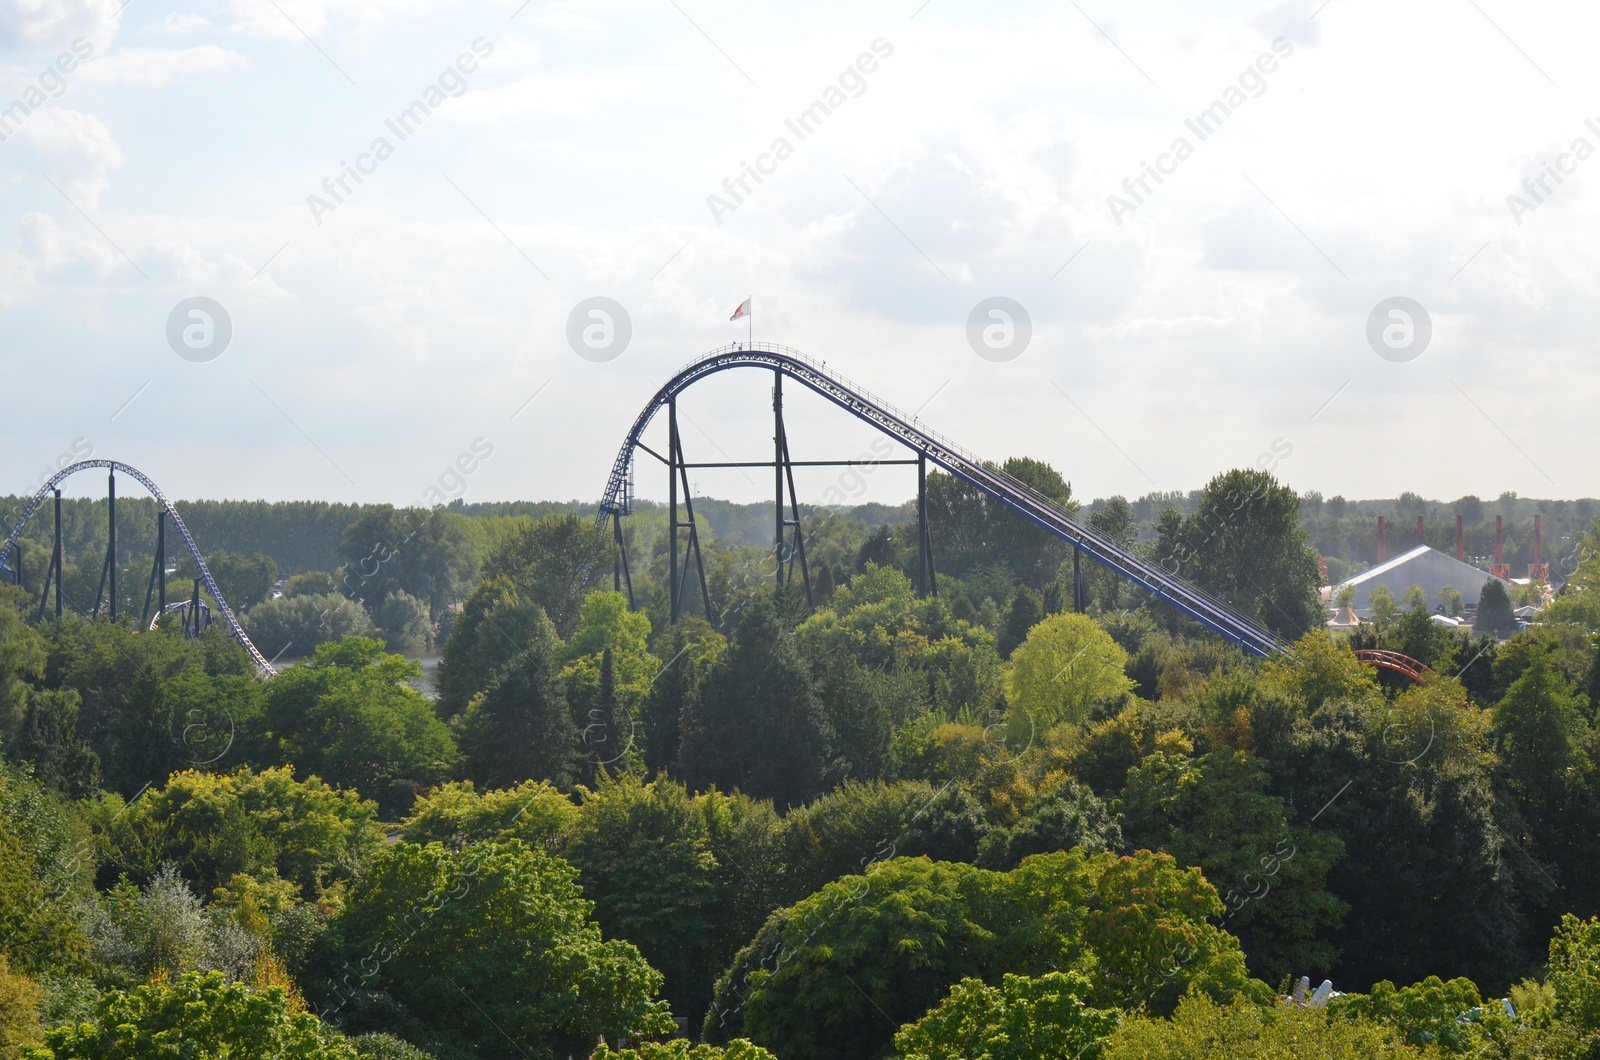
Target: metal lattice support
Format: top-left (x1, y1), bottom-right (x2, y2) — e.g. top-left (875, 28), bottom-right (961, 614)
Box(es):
top-left (0, 461), bottom-right (277, 676)
top-left (596, 345), bottom-right (1285, 656)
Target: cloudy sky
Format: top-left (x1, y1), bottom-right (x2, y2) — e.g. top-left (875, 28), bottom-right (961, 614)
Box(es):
top-left (1, 0), bottom-right (1595, 510)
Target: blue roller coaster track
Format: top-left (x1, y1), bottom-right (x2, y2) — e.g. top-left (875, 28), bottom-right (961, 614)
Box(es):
top-left (598, 344), bottom-right (1287, 658)
top-left (0, 460), bottom-right (277, 676)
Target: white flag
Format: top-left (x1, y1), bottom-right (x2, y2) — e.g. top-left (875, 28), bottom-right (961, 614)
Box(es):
top-left (729, 297), bottom-right (750, 321)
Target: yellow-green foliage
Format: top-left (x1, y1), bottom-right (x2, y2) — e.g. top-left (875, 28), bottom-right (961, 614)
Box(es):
top-left (1103, 992), bottom-right (1424, 1059)
top-left (1006, 612), bottom-right (1134, 735)
top-left (0, 954), bottom-right (42, 1060)
top-left (89, 766), bottom-right (382, 898)
top-left (398, 779), bottom-right (577, 851)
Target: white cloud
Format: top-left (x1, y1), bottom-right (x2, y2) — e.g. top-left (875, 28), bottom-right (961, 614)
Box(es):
top-left (76, 45), bottom-right (246, 87)
top-left (0, 0), bottom-right (120, 54)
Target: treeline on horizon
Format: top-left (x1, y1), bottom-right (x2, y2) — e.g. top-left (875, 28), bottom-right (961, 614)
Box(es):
top-left (2, 478), bottom-right (1594, 589)
top-left (0, 461), bottom-right (1597, 1057)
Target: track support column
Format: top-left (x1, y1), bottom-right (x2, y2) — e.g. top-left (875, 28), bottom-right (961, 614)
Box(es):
top-left (1073, 546), bottom-right (1082, 613)
top-left (916, 453), bottom-right (937, 598)
top-left (107, 470), bottom-right (117, 622)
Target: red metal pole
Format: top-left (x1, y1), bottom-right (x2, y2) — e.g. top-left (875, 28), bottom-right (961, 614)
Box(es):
top-left (1456, 515), bottom-right (1464, 561)
top-left (1534, 514), bottom-right (1542, 564)
top-left (1378, 515), bottom-right (1386, 563)
top-left (1495, 515), bottom-right (1503, 565)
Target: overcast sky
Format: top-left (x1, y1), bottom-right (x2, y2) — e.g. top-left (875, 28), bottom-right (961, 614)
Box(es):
top-left (1, 0), bottom-right (1595, 510)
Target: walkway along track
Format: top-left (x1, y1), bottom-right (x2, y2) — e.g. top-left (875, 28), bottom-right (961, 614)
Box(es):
top-left (597, 345), bottom-right (1287, 658)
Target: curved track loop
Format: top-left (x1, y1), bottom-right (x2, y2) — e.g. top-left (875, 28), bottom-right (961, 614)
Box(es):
top-left (1, 461), bottom-right (277, 677)
top-left (598, 344), bottom-right (1286, 657)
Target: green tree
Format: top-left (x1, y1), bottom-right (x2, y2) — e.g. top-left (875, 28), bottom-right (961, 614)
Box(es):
top-left (1439, 584), bottom-right (1464, 616)
top-left (975, 779), bottom-right (1122, 871)
top-left (642, 620), bottom-right (724, 776)
top-left (434, 576), bottom-right (555, 721)
top-left (28, 971), bottom-right (358, 1059)
top-left (1102, 993), bottom-right (1423, 1059)
top-left (1478, 579), bottom-right (1517, 635)
top-left (0, 763), bottom-right (91, 976)
top-left (256, 638), bottom-right (456, 814)
top-left (373, 592), bottom-right (431, 655)
top-left (482, 514), bottom-right (614, 637)
top-left (1401, 583), bottom-right (1429, 610)
top-left (1088, 496), bottom-right (1138, 612)
top-left (244, 593), bottom-right (379, 661)
top-left (1005, 612), bottom-right (1134, 735)
top-left (1331, 975), bottom-right (1486, 1053)
top-left (706, 850), bottom-right (1265, 1059)
top-left (1548, 914), bottom-right (1600, 1034)
top-left (322, 840), bottom-right (671, 1059)
top-left (1118, 750), bottom-right (1348, 982)
top-left (892, 971), bottom-right (1120, 1060)
top-left (592, 1042), bottom-right (776, 1060)
top-left (1369, 584), bottom-right (1399, 626)
top-left (0, 953), bottom-right (42, 1059)
top-left (1167, 470), bottom-right (1323, 639)
top-left (997, 588), bottom-right (1042, 659)
top-left (680, 597), bottom-right (833, 808)
top-left (203, 550), bottom-right (280, 611)
top-left (88, 765), bottom-right (382, 898)
top-left (459, 638), bottom-right (581, 791)
top-left (398, 779), bottom-right (577, 851)
top-left (564, 775), bottom-right (722, 1021)
top-left (774, 780), bottom-right (990, 903)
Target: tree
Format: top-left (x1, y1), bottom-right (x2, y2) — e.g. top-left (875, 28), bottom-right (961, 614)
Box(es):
top-left (975, 779), bottom-right (1122, 870)
top-left (1548, 914), bottom-right (1600, 1034)
top-left (88, 765), bottom-right (382, 898)
top-left (558, 593), bottom-right (659, 775)
top-left (373, 592), bottom-right (431, 655)
top-left (642, 621), bottom-right (725, 776)
top-left (997, 588), bottom-right (1042, 659)
top-left (244, 593), bottom-right (379, 661)
top-left (705, 850), bottom-right (1266, 1059)
top-left (256, 638), bottom-right (456, 814)
top-left (563, 775), bottom-right (723, 1022)
top-left (1102, 993), bottom-right (1423, 1059)
top-left (322, 840), bottom-right (671, 1059)
top-left (1402, 583), bottom-right (1429, 611)
top-left (1118, 750), bottom-right (1348, 984)
top-left (0, 764), bottom-right (91, 976)
top-left (892, 971), bottom-right (1120, 1060)
top-left (1005, 612), bottom-right (1134, 736)
top-left (460, 638), bottom-right (581, 791)
top-left (482, 514), bottom-right (614, 637)
top-left (1369, 584), bottom-right (1398, 626)
top-left (1169, 469), bottom-right (1323, 639)
top-left (399, 779), bottom-right (577, 850)
top-left (1477, 579), bottom-right (1517, 635)
top-left (1088, 497), bottom-right (1138, 612)
top-left (774, 780), bottom-right (990, 903)
top-left (204, 551), bottom-right (280, 610)
top-left (679, 597), bottom-right (834, 809)
top-left (1439, 584), bottom-right (1464, 616)
top-left (593, 1043), bottom-right (776, 1060)
top-left (434, 576), bottom-right (556, 721)
top-left (29, 971), bottom-right (358, 1059)
top-left (338, 508), bottom-right (483, 622)
top-left (1331, 975), bottom-right (1487, 1053)
top-left (0, 953), bottom-right (42, 1059)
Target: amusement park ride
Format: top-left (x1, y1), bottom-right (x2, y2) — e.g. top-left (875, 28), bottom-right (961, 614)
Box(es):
top-left (4, 345), bottom-right (1450, 684)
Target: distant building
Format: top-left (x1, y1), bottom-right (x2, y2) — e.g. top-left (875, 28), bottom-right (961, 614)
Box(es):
top-left (1323, 544), bottom-right (1510, 617)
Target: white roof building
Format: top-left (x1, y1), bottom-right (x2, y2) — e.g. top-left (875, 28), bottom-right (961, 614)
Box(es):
top-left (1325, 545), bottom-right (1510, 612)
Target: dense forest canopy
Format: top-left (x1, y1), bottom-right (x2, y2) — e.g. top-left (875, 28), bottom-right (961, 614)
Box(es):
top-left (0, 459), bottom-right (1598, 1058)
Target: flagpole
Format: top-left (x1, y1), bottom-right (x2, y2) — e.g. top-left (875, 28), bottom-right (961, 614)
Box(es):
top-left (748, 299), bottom-right (752, 347)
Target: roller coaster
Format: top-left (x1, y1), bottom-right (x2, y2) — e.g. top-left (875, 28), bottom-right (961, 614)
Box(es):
top-left (0, 461), bottom-right (277, 676)
top-left (599, 344), bottom-right (1287, 658)
top-left (0, 346), bottom-right (1286, 679)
